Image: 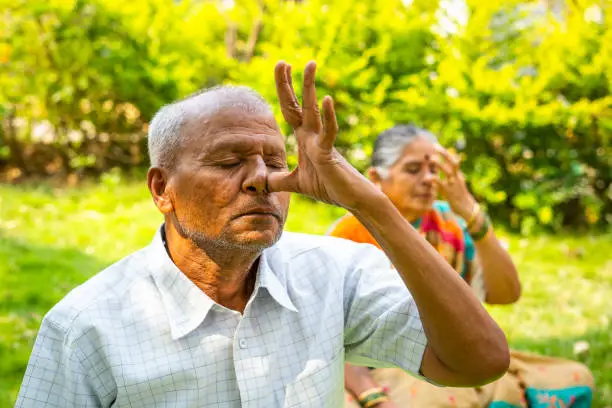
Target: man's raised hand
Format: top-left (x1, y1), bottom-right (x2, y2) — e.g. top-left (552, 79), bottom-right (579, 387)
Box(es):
top-left (267, 61), bottom-right (377, 211)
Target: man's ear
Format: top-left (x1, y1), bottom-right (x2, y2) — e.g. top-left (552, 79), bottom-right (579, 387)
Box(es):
top-left (147, 167), bottom-right (174, 214)
top-left (367, 167), bottom-right (382, 187)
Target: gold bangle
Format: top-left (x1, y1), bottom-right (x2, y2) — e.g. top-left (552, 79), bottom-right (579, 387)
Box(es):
top-left (364, 395), bottom-right (390, 408)
top-left (466, 202), bottom-right (480, 229)
top-left (471, 214), bottom-right (492, 241)
top-left (357, 387), bottom-right (385, 402)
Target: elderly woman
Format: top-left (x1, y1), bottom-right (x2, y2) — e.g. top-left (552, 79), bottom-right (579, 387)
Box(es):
top-left (329, 125), bottom-right (594, 408)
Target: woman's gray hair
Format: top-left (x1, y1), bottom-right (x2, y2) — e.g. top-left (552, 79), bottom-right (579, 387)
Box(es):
top-left (371, 124), bottom-right (438, 178)
top-left (147, 86), bottom-right (272, 169)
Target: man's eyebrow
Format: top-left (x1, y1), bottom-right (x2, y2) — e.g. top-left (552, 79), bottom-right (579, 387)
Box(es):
top-left (198, 138), bottom-right (286, 159)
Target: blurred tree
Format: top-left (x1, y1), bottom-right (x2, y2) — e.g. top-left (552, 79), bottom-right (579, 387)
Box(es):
top-left (0, 0), bottom-right (610, 231)
top-left (0, 0), bottom-right (228, 175)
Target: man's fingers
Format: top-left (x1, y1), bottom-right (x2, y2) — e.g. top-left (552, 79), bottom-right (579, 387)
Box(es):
top-left (287, 65), bottom-right (297, 101)
top-left (320, 96), bottom-right (338, 150)
top-left (302, 61), bottom-right (322, 132)
top-left (285, 64), bottom-right (302, 114)
top-left (274, 61), bottom-right (302, 128)
top-left (267, 170), bottom-right (299, 194)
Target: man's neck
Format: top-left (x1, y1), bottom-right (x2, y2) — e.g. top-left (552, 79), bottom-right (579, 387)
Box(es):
top-left (163, 225), bottom-right (261, 314)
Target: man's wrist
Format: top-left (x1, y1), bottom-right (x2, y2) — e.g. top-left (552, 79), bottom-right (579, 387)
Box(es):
top-left (350, 190), bottom-right (394, 222)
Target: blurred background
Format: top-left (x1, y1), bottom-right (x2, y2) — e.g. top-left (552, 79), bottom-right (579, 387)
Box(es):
top-left (0, 0), bottom-right (611, 406)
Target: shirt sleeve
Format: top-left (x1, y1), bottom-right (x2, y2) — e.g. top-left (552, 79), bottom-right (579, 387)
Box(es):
top-left (342, 243), bottom-right (428, 379)
top-left (15, 317), bottom-right (103, 408)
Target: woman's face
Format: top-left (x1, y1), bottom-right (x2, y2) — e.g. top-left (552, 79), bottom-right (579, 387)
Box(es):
top-left (371, 137), bottom-right (439, 220)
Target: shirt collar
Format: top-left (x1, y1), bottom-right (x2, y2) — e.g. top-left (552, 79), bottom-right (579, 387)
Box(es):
top-left (146, 227), bottom-right (215, 340)
top-left (145, 226), bottom-right (297, 340)
top-left (258, 247), bottom-right (298, 314)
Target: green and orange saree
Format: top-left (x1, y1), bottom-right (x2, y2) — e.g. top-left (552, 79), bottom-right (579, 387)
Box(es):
top-left (330, 201), bottom-right (594, 408)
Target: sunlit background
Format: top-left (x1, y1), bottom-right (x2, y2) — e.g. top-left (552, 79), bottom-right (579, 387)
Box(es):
top-left (1, 0), bottom-right (611, 406)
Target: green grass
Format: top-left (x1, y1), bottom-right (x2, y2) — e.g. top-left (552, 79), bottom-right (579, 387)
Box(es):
top-left (0, 180), bottom-right (611, 407)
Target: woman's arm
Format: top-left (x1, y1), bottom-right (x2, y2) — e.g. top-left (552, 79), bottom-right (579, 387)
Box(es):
top-left (345, 364), bottom-right (397, 408)
top-left (435, 145), bottom-right (521, 305)
top-left (468, 212), bottom-right (521, 305)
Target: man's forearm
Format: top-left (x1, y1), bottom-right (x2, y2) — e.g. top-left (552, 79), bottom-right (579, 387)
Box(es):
top-left (352, 193), bottom-right (509, 384)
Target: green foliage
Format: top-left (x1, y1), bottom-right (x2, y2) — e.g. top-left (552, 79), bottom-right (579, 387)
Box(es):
top-left (1, 0), bottom-right (611, 231)
top-left (227, 0), bottom-right (437, 169)
top-left (408, 0), bottom-right (612, 232)
top-left (0, 182), bottom-right (611, 406)
top-left (0, 0), bottom-right (228, 174)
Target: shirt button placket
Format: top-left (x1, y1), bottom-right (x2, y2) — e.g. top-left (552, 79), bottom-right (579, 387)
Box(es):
top-left (234, 320), bottom-right (252, 408)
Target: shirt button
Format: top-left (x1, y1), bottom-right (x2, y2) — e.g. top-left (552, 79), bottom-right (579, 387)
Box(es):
top-left (239, 338), bottom-right (248, 349)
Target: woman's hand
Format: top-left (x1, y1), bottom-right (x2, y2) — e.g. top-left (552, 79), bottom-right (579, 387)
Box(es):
top-left (434, 145), bottom-right (478, 222)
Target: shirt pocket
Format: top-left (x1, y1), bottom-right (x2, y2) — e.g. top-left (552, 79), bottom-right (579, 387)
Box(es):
top-left (284, 348), bottom-right (345, 408)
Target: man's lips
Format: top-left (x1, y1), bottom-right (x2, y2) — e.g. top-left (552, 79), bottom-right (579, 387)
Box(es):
top-left (234, 207), bottom-right (281, 221)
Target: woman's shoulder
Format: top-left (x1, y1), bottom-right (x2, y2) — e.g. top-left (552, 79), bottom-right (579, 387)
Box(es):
top-left (326, 213), bottom-right (358, 234)
top-left (326, 213), bottom-right (379, 247)
top-left (431, 201), bottom-right (460, 224)
top-left (430, 201), bottom-right (476, 259)
top-left (430, 201), bottom-right (469, 232)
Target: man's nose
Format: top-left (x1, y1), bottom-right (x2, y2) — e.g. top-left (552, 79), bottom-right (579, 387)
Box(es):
top-left (242, 157), bottom-right (268, 194)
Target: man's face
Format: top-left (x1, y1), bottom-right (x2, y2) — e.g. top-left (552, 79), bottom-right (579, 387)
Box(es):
top-left (163, 108), bottom-right (291, 252)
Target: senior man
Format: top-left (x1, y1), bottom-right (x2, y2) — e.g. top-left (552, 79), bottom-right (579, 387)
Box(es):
top-left (16, 62), bottom-right (509, 407)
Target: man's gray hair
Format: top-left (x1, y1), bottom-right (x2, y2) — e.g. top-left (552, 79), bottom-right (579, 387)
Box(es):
top-left (148, 85), bottom-right (273, 168)
top-left (371, 124), bottom-right (438, 178)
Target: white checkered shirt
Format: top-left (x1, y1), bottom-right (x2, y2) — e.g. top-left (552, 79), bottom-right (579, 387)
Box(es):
top-left (16, 227), bottom-right (427, 407)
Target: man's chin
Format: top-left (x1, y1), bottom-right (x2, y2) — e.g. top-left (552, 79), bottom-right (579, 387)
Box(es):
top-left (223, 229), bottom-right (283, 251)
